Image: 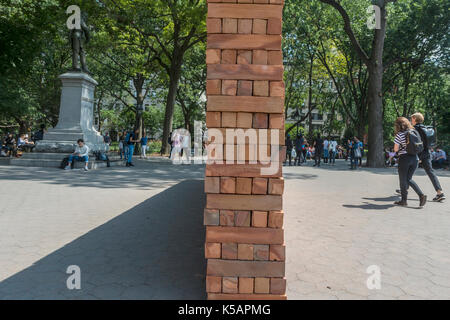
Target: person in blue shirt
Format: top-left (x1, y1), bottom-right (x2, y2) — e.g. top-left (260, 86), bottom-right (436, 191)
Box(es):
top-left (140, 133), bottom-right (149, 159)
top-left (125, 129), bottom-right (140, 167)
top-left (355, 137), bottom-right (364, 167)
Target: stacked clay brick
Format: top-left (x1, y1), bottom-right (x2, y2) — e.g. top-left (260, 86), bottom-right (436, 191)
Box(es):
top-left (204, 0), bottom-right (286, 300)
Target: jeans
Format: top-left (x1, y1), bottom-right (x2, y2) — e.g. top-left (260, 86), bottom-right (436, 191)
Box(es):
top-left (329, 151), bottom-right (336, 164)
top-left (398, 154), bottom-right (424, 200)
top-left (421, 154), bottom-right (442, 191)
top-left (294, 149), bottom-right (303, 165)
top-left (314, 149), bottom-right (322, 166)
top-left (350, 156), bottom-right (358, 169)
top-left (68, 155), bottom-right (88, 163)
top-left (323, 149), bottom-right (329, 163)
top-left (432, 158), bottom-right (445, 168)
top-left (141, 145), bottom-right (147, 158)
top-left (286, 149), bottom-right (292, 165)
top-left (127, 144), bottom-right (134, 163)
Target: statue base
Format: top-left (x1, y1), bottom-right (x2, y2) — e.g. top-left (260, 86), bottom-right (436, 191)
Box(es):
top-left (35, 72), bottom-right (107, 153)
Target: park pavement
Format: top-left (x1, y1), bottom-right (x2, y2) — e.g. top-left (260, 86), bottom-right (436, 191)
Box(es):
top-left (0, 157), bottom-right (449, 299)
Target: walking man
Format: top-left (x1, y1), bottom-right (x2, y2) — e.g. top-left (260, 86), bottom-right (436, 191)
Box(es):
top-left (409, 113), bottom-right (445, 202)
top-left (313, 133), bottom-right (323, 167)
top-left (285, 134), bottom-right (293, 166)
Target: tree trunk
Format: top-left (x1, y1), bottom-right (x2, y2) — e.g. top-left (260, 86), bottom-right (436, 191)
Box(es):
top-left (133, 75), bottom-right (145, 140)
top-left (161, 59), bottom-right (182, 154)
top-left (307, 53), bottom-right (314, 136)
top-left (365, 2), bottom-right (388, 168)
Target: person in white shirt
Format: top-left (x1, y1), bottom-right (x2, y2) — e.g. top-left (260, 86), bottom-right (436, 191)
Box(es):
top-left (432, 147), bottom-right (447, 169)
top-left (328, 139), bottom-right (338, 165)
top-left (323, 139), bottom-right (329, 163)
top-left (65, 139), bottom-right (90, 171)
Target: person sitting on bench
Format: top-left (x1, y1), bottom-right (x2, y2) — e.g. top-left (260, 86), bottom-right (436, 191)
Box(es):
top-left (65, 139), bottom-right (89, 171)
top-left (17, 134), bottom-right (35, 152)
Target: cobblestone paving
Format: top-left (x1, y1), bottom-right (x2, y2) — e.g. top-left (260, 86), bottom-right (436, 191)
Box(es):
top-left (0, 158), bottom-right (449, 299)
top-left (0, 159), bottom-right (206, 299)
top-left (284, 160), bottom-right (450, 300)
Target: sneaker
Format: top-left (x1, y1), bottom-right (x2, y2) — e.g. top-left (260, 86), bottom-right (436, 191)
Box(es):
top-left (433, 194), bottom-right (445, 202)
top-left (419, 195), bottom-right (427, 207)
top-left (84, 167), bottom-right (89, 171)
top-left (394, 200), bottom-right (408, 206)
top-left (395, 189), bottom-right (401, 195)
top-left (64, 166), bottom-right (71, 170)
top-left (129, 163), bottom-right (135, 167)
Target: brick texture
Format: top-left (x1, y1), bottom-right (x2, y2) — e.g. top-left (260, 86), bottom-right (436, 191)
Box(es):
top-left (205, 0), bottom-right (286, 300)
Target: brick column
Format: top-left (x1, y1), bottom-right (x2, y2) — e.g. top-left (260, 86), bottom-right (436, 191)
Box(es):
top-left (204, 0), bottom-right (286, 300)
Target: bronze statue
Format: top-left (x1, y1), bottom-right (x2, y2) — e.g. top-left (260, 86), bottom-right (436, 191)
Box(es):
top-left (70, 13), bottom-right (90, 73)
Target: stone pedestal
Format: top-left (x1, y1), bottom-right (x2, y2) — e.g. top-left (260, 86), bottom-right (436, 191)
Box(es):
top-left (36, 72), bottom-right (107, 153)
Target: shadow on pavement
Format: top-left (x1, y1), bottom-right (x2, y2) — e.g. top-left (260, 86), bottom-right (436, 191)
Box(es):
top-left (0, 159), bottom-right (205, 191)
top-left (343, 202), bottom-right (396, 210)
top-left (0, 179), bottom-right (206, 300)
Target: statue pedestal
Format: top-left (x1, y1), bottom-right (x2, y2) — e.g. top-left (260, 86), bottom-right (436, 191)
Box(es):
top-left (36, 72), bottom-right (107, 153)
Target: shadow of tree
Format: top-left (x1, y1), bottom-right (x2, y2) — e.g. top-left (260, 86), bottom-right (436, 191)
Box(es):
top-left (0, 159), bottom-right (205, 191)
top-left (0, 180), bottom-right (206, 300)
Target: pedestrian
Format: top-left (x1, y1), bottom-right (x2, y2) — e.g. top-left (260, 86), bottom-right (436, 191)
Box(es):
top-left (345, 139), bottom-right (350, 161)
top-left (352, 137), bottom-right (362, 169)
top-left (355, 137), bottom-right (364, 167)
top-left (294, 134), bottom-right (304, 166)
top-left (118, 134), bottom-right (124, 160)
top-left (140, 132), bottom-right (149, 159)
top-left (329, 138), bottom-right (338, 165)
top-left (181, 131), bottom-right (191, 163)
top-left (410, 113), bottom-right (445, 202)
top-left (323, 137), bottom-right (329, 164)
top-left (313, 133), bottom-right (323, 167)
top-left (168, 131), bottom-right (173, 158)
top-left (103, 132), bottom-right (111, 152)
top-left (349, 139), bottom-right (357, 170)
top-left (302, 140), bottom-right (308, 163)
top-left (285, 134), bottom-right (293, 166)
top-left (393, 117), bottom-right (427, 207)
top-left (125, 129), bottom-right (140, 167)
top-left (170, 130), bottom-right (182, 161)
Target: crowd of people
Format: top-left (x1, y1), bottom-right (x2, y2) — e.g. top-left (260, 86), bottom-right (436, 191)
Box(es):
top-left (284, 133), bottom-right (365, 169)
top-left (386, 146), bottom-right (448, 169)
top-left (117, 130), bottom-right (151, 167)
top-left (0, 125), bottom-right (46, 157)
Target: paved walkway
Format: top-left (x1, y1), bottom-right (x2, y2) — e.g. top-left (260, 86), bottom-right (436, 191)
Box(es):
top-left (284, 160), bottom-right (450, 300)
top-left (0, 158), bottom-right (449, 299)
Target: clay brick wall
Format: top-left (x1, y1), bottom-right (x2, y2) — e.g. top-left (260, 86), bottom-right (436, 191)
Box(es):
top-left (204, 0), bottom-right (286, 300)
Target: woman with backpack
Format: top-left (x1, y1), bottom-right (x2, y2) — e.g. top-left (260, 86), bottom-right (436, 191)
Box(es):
top-left (393, 117), bottom-right (427, 207)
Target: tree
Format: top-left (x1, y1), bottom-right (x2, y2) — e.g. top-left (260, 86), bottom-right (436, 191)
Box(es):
top-left (318, 0), bottom-right (398, 167)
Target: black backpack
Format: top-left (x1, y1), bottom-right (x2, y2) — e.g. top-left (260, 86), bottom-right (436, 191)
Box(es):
top-left (406, 129), bottom-right (424, 155)
top-left (60, 157), bottom-right (74, 169)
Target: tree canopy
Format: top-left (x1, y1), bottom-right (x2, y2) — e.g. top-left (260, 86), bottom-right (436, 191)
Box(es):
top-left (0, 0), bottom-right (448, 163)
